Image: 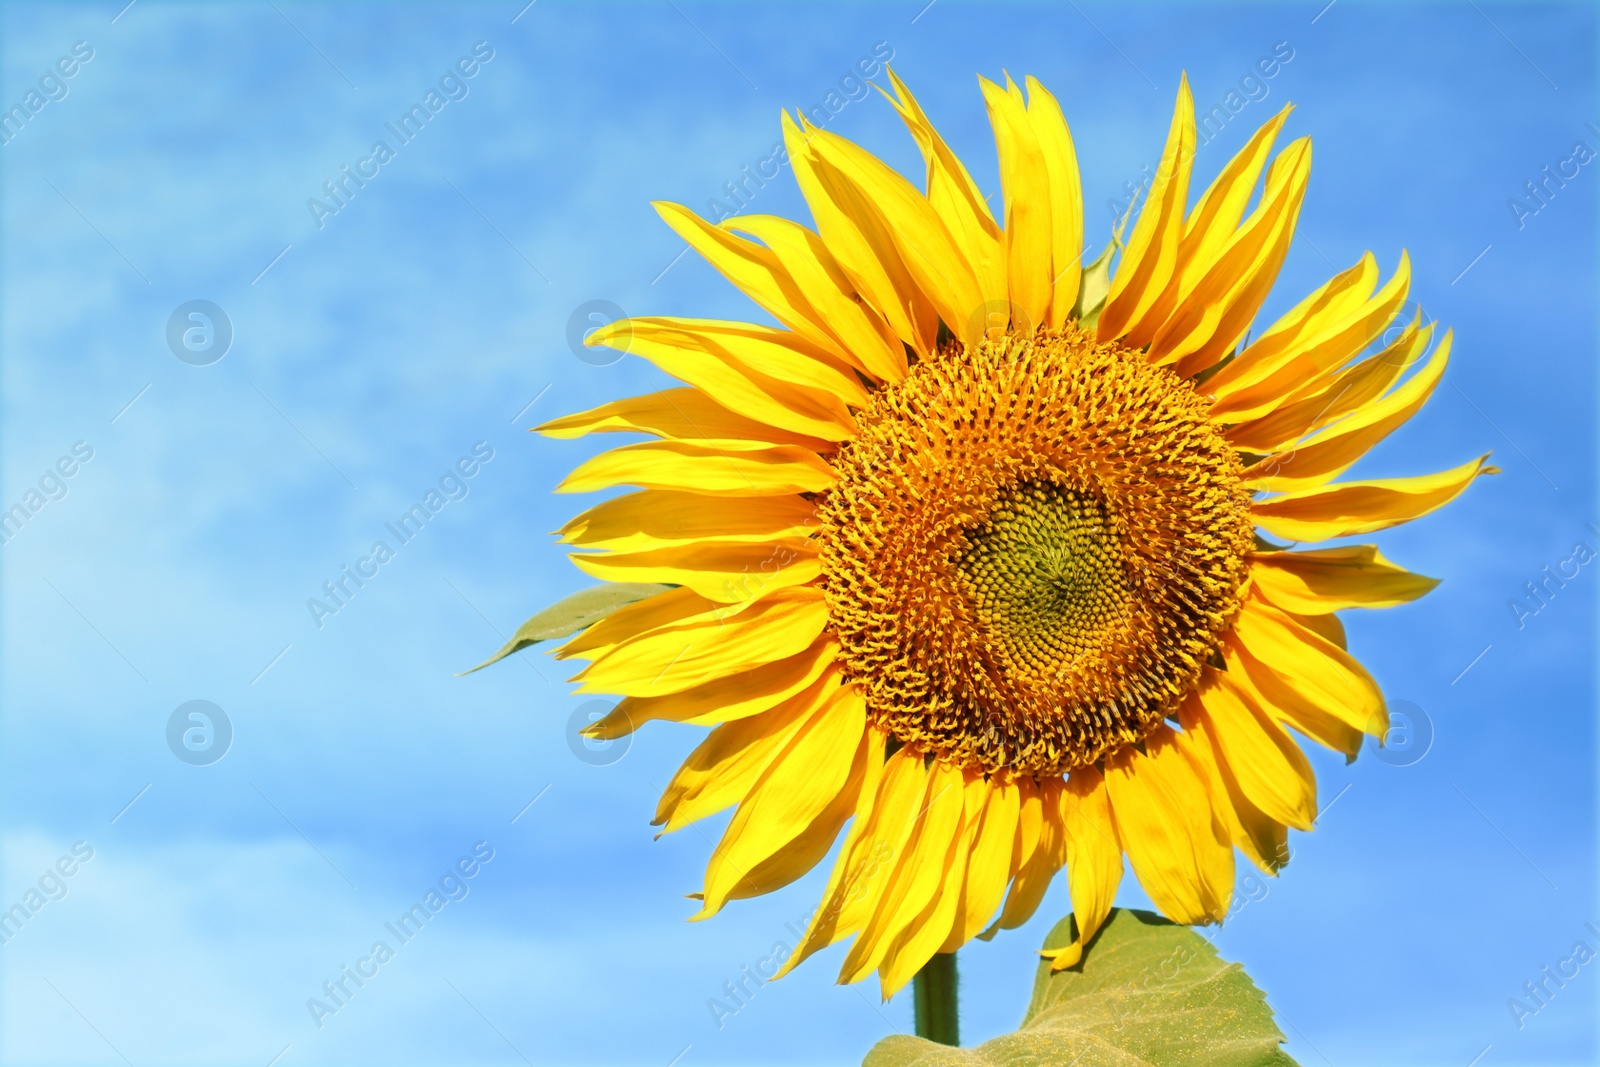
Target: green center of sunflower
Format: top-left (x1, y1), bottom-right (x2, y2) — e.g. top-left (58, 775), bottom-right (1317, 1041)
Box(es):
top-left (957, 483), bottom-right (1129, 674)
top-left (816, 324), bottom-right (1255, 778)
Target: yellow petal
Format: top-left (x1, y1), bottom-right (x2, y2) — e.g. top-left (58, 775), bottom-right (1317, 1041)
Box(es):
top-left (981, 74), bottom-right (1053, 333)
top-left (991, 777), bottom-right (1065, 933)
top-left (536, 387), bottom-right (828, 450)
top-left (1025, 75), bottom-right (1085, 328)
top-left (1176, 699), bottom-right (1290, 875)
top-left (783, 110), bottom-right (938, 353)
top-left (1097, 75), bottom-right (1196, 345)
top-left (1196, 667), bottom-right (1317, 831)
top-left (840, 758), bottom-right (965, 987)
top-left (803, 125), bottom-right (987, 350)
top-left (1244, 328), bottom-right (1452, 492)
top-left (1167, 107), bottom-right (1291, 310)
top-left (557, 439), bottom-right (836, 498)
top-left (654, 201), bottom-right (857, 365)
top-left (573, 586), bottom-right (829, 697)
top-left (941, 774), bottom-right (1020, 951)
top-left (876, 770), bottom-right (980, 996)
top-left (653, 664), bottom-right (838, 833)
top-left (1208, 253), bottom-right (1410, 421)
top-left (1287, 607), bottom-right (1346, 648)
top-left (698, 682), bottom-right (867, 915)
top-left (882, 68), bottom-right (1006, 317)
top-left (978, 776), bottom-right (1043, 941)
top-left (556, 585), bottom-right (719, 661)
top-left (1203, 252), bottom-right (1379, 411)
top-left (776, 729), bottom-right (893, 978)
top-left (721, 724), bottom-right (872, 904)
top-left (586, 639), bottom-right (838, 740)
top-left (1253, 454), bottom-right (1495, 541)
top-left (1249, 545), bottom-right (1440, 614)
top-left (1105, 725), bottom-right (1232, 925)
top-left (1224, 636), bottom-right (1363, 760)
top-left (1228, 595), bottom-right (1384, 739)
top-left (1045, 766), bottom-right (1122, 970)
top-left (1225, 316), bottom-right (1432, 452)
top-left (777, 736), bottom-right (915, 978)
top-left (586, 316), bottom-right (861, 440)
top-left (1154, 137), bottom-right (1312, 377)
top-left (570, 539), bottom-right (818, 604)
top-left (726, 214), bottom-right (907, 382)
top-left (558, 490), bottom-right (819, 553)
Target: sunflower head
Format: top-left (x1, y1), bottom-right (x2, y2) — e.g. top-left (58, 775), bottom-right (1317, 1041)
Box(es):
top-left (819, 324), bottom-right (1255, 777)
top-left (538, 67), bottom-right (1491, 997)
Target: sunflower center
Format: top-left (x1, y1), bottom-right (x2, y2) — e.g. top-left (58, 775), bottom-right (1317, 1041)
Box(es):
top-left (816, 324), bottom-right (1254, 777)
top-left (957, 482), bottom-right (1129, 673)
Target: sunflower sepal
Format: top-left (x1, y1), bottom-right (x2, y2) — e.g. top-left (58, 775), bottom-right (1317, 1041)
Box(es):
top-left (864, 909), bottom-right (1301, 1067)
top-left (457, 582), bottom-right (674, 675)
top-left (1070, 235), bottom-right (1118, 332)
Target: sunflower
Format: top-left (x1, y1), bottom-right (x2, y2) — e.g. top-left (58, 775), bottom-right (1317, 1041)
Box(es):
top-left (537, 70), bottom-right (1490, 997)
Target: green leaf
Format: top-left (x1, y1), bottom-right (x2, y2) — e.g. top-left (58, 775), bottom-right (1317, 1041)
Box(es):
top-left (456, 583), bottom-right (673, 676)
top-left (863, 909), bottom-right (1299, 1067)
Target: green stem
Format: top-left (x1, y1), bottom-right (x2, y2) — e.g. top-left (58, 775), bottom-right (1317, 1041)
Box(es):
top-left (913, 951), bottom-right (960, 1046)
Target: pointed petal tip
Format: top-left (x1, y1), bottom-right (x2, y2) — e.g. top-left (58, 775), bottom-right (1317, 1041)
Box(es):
top-left (1047, 946), bottom-right (1084, 972)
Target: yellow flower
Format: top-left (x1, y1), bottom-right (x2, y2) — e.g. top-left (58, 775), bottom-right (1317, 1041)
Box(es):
top-left (538, 70), bottom-right (1491, 998)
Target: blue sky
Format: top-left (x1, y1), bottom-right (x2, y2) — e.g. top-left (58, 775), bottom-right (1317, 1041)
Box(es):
top-left (0, 2), bottom-right (1594, 1065)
